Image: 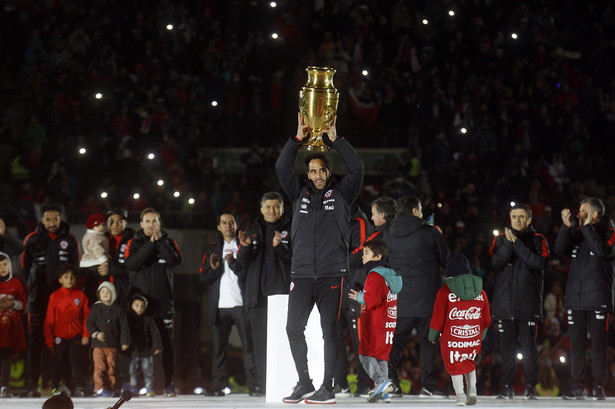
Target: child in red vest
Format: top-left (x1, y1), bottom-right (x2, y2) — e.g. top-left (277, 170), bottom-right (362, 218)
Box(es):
top-left (349, 240), bottom-right (402, 403)
top-left (0, 252), bottom-right (26, 398)
top-left (429, 254), bottom-right (491, 406)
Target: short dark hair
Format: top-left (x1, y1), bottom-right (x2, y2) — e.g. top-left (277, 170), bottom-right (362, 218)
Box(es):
top-left (0, 254), bottom-right (7, 262)
top-left (260, 191), bottom-right (284, 207)
top-left (140, 207), bottom-right (160, 221)
top-left (107, 207), bottom-right (128, 220)
top-left (364, 239), bottom-right (388, 260)
top-left (57, 264), bottom-right (78, 278)
top-left (371, 196), bottom-right (397, 221)
top-left (216, 211), bottom-right (238, 226)
top-left (510, 203), bottom-right (532, 219)
top-left (304, 153), bottom-right (331, 168)
top-left (41, 203), bottom-right (62, 215)
top-left (396, 196), bottom-right (421, 216)
top-left (43, 393), bottom-right (74, 409)
top-left (581, 197), bottom-right (605, 218)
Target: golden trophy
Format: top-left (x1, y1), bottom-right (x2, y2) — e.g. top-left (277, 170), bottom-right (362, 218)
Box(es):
top-left (299, 66), bottom-right (339, 151)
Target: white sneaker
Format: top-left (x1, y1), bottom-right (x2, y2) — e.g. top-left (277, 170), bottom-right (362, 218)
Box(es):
top-left (456, 393), bottom-right (467, 406)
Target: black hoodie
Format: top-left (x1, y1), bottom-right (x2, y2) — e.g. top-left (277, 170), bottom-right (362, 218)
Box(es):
top-left (127, 294), bottom-right (163, 358)
top-left (383, 214), bottom-right (451, 317)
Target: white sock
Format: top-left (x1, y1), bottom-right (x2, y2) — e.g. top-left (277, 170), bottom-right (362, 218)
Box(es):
top-left (452, 375), bottom-right (465, 396)
top-left (465, 370), bottom-right (477, 396)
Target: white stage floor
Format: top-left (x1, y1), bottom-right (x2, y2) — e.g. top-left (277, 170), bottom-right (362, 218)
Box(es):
top-left (5, 394), bottom-right (613, 409)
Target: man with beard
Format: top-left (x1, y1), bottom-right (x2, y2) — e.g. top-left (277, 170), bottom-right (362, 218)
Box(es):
top-left (21, 204), bottom-right (80, 397)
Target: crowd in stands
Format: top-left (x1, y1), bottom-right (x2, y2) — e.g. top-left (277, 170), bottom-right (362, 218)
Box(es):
top-left (1, 0), bottom-right (615, 396)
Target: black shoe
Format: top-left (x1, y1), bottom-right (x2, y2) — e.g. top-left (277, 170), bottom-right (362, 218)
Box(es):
top-left (353, 386), bottom-right (371, 398)
top-left (71, 387), bottom-right (85, 398)
top-left (333, 384), bottom-right (350, 398)
top-left (21, 387), bottom-right (42, 398)
top-left (208, 390), bottom-right (225, 397)
top-left (497, 384), bottom-right (513, 399)
top-left (563, 385), bottom-right (586, 400)
top-left (283, 381), bottom-right (315, 403)
top-left (419, 386), bottom-right (447, 398)
top-left (305, 385), bottom-right (335, 404)
top-left (525, 384), bottom-right (537, 400)
top-left (389, 384), bottom-right (402, 398)
top-left (592, 384), bottom-right (606, 400)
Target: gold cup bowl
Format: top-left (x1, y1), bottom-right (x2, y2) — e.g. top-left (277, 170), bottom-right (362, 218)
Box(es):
top-left (299, 66), bottom-right (339, 151)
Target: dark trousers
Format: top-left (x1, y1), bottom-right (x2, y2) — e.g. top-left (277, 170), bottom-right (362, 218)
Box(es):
top-left (52, 335), bottom-right (85, 389)
top-left (249, 297), bottom-right (268, 389)
top-left (334, 307), bottom-right (370, 390)
top-left (26, 313), bottom-right (51, 389)
top-left (568, 309), bottom-right (608, 387)
top-left (388, 315), bottom-right (437, 389)
top-left (211, 306), bottom-right (257, 390)
top-left (286, 277), bottom-right (343, 391)
top-left (497, 319), bottom-right (538, 386)
top-left (153, 317), bottom-right (175, 389)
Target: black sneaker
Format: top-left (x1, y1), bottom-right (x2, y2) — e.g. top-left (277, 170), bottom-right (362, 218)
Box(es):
top-left (283, 381), bottom-right (315, 403)
top-left (496, 384), bottom-right (513, 399)
top-left (305, 385), bottom-right (336, 404)
top-left (563, 385), bottom-right (586, 400)
top-left (419, 386), bottom-right (448, 399)
top-left (525, 384), bottom-right (537, 400)
top-left (592, 385), bottom-right (606, 401)
top-left (71, 387), bottom-right (85, 397)
top-left (333, 384), bottom-right (350, 398)
top-left (249, 386), bottom-right (265, 397)
top-left (353, 385), bottom-right (371, 398)
top-left (389, 384), bottom-right (402, 398)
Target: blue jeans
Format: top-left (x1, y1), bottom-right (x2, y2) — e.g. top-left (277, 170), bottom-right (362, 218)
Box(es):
top-left (129, 356), bottom-right (153, 390)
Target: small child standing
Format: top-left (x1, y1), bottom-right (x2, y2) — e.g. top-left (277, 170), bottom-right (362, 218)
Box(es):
top-left (0, 252), bottom-right (26, 398)
top-left (44, 264), bottom-right (90, 397)
top-left (127, 294), bottom-right (162, 397)
top-left (86, 281), bottom-right (130, 397)
top-left (349, 240), bottom-right (402, 403)
top-left (429, 254), bottom-right (491, 406)
top-left (80, 214), bottom-right (111, 304)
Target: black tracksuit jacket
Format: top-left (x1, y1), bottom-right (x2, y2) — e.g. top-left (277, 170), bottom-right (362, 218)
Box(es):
top-left (489, 226), bottom-right (549, 321)
top-left (275, 137), bottom-right (364, 279)
top-left (235, 214), bottom-right (292, 308)
top-left (554, 221), bottom-right (615, 311)
top-left (21, 221), bottom-right (81, 313)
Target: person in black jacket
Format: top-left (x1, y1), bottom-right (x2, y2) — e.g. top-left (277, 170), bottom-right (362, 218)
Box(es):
top-left (275, 113), bottom-right (364, 404)
top-left (21, 204), bottom-right (81, 397)
top-left (235, 191), bottom-right (291, 395)
top-left (555, 197), bottom-right (615, 400)
top-left (199, 212), bottom-right (258, 396)
top-left (127, 293), bottom-right (162, 397)
top-left (0, 217), bottom-right (23, 256)
top-left (383, 196), bottom-right (450, 398)
top-left (125, 207), bottom-right (182, 397)
top-left (489, 203), bottom-right (549, 400)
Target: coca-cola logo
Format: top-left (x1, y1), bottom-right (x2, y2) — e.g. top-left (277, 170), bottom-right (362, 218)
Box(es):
top-left (448, 307), bottom-right (482, 321)
top-left (386, 292), bottom-right (397, 302)
top-left (451, 324), bottom-right (480, 338)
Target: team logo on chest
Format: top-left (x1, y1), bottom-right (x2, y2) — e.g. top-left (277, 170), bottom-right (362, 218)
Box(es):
top-left (281, 231), bottom-right (288, 238)
top-left (324, 189), bottom-right (333, 198)
top-left (74, 298), bottom-right (80, 306)
top-left (60, 241), bottom-right (68, 250)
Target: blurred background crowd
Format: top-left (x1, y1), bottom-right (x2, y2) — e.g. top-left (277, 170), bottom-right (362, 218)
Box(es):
top-left (1, 0), bottom-right (615, 396)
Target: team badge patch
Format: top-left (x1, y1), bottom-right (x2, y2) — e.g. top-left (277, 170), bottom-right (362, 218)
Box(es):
top-left (60, 240), bottom-right (68, 250)
top-left (324, 189), bottom-right (333, 198)
top-left (74, 298), bottom-right (80, 306)
top-left (120, 244), bottom-right (127, 252)
top-left (281, 230), bottom-right (288, 238)
top-left (290, 282), bottom-right (295, 292)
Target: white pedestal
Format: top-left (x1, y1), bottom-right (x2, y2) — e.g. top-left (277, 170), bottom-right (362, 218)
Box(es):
top-left (265, 294), bottom-right (324, 402)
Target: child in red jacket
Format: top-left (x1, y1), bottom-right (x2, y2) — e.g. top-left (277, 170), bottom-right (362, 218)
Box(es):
top-left (429, 254), bottom-right (491, 406)
top-left (0, 252), bottom-right (26, 398)
top-left (349, 240), bottom-right (402, 403)
top-left (44, 265), bottom-right (90, 397)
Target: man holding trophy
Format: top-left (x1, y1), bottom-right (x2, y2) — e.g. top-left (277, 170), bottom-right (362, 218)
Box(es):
top-left (276, 66), bottom-right (364, 405)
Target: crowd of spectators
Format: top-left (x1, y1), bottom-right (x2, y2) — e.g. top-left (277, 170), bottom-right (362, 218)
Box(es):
top-left (2, 0), bottom-right (615, 396)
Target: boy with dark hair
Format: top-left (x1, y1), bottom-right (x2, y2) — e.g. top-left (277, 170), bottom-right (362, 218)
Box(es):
top-left (44, 265), bottom-right (90, 397)
top-left (0, 252), bottom-right (26, 398)
top-left (86, 281), bottom-right (130, 396)
top-left (429, 254), bottom-right (491, 406)
top-left (349, 240), bottom-right (402, 403)
top-left (127, 294), bottom-right (162, 397)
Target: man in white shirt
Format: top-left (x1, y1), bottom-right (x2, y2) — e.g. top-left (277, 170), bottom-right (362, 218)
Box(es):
top-left (199, 212), bottom-right (258, 396)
